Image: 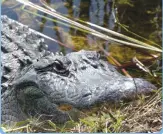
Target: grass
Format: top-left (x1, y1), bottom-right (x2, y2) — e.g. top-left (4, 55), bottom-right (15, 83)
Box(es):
top-left (2, 88), bottom-right (162, 133)
top-left (2, 0), bottom-right (162, 133)
top-left (14, 0), bottom-right (162, 52)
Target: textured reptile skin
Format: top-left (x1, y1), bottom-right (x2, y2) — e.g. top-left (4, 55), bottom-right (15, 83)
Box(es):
top-left (1, 16), bottom-right (156, 125)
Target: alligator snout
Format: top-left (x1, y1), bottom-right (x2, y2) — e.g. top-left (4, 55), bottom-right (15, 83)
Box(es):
top-left (75, 77), bottom-right (157, 109)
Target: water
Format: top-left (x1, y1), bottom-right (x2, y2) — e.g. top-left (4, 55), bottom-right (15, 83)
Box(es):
top-left (2, 0), bottom-right (162, 84)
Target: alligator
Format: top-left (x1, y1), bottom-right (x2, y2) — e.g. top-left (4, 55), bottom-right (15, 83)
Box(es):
top-left (1, 15), bottom-right (157, 125)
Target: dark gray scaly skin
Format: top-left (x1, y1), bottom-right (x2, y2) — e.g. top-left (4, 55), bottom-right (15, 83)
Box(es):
top-left (1, 16), bottom-right (157, 125)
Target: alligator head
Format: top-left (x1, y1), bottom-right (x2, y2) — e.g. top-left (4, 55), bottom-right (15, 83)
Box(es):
top-left (2, 50), bottom-right (156, 124)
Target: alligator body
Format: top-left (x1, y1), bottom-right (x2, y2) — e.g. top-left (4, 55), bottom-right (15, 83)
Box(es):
top-left (1, 16), bottom-right (156, 125)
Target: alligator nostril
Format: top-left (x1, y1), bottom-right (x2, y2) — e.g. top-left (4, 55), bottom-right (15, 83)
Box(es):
top-left (82, 93), bottom-right (92, 98)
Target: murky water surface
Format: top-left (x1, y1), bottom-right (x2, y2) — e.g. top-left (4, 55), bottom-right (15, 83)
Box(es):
top-left (2, 0), bottom-right (162, 84)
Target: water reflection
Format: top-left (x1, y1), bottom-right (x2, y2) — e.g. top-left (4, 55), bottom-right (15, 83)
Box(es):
top-left (2, 0), bottom-right (161, 54)
top-left (116, 0), bottom-right (162, 42)
top-left (2, 4), bottom-right (19, 20)
top-left (1, 0), bottom-right (118, 52)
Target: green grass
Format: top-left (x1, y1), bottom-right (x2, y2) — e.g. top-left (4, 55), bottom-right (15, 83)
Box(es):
top-left (2, 88), bottom-right (162, 133)
top-left (2, 0), bottom-right (162, 133)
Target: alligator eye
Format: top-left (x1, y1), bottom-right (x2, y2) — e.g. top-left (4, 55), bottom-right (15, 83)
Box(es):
top-left (53, 60), bottom-right (67, 74)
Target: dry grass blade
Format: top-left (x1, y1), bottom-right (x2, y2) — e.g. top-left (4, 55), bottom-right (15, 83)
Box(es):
top-left (41, 0), bottom-right (161, 50)
top-left (86, 22), bottom-right (161, 50)
top-left (16, 0), bottom-right (162, 52)
top-left (99, 46), bottom-right (131, 77)
top-left (120, 89), bottom-right (162, 132)
top-left (2, 1), bottom-right (162, 133)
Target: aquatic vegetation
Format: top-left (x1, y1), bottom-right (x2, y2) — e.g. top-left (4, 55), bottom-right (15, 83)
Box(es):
top-left (1, 0), bottom-right (162, 133)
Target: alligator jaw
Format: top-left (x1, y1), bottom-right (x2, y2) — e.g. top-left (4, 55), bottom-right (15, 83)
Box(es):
top-left (13, 51), bottom-right (157, 112)
top-left (75, 77), bottom-right (157, 109)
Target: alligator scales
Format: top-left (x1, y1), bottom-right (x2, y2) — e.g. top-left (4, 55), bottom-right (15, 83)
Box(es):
top-left (1, 16), bottom-right (156, 125)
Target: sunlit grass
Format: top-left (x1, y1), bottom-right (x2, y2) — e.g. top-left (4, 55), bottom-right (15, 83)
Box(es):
top-left (2, 88), bottom-right (161, 133)
top-left (1, 0), bottom-right (162, 133)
